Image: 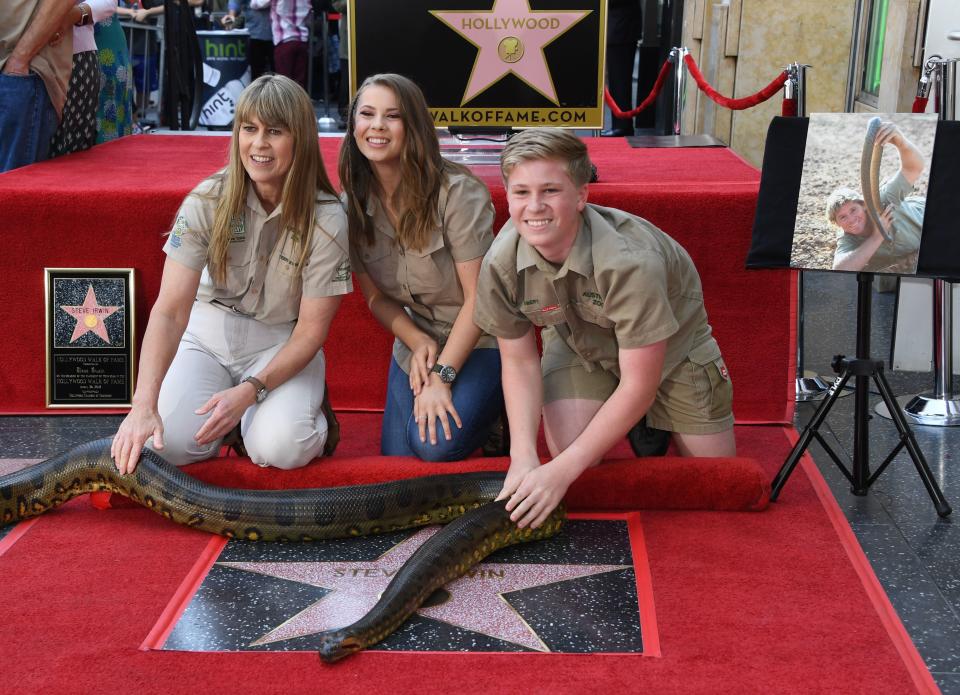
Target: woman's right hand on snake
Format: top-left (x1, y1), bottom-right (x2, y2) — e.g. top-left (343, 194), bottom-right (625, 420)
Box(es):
top-left (111, 405), bottom-right (165, 475)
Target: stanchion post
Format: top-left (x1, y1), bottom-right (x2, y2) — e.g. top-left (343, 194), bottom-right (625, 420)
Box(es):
top-left (785, 62), bottom-right (831, 402)
top-left (670, 46), bottom-right (689, 136)
top-left (901, 57), bottom-right (960, 426)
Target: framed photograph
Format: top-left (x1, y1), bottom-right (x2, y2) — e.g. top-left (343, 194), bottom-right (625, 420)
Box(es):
top-left (790, 112), bottom-right (938, 274)
top-left (44, 268), bottom-right (136, 408)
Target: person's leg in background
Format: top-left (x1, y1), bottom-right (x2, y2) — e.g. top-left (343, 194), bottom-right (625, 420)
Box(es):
top-left (0, 73), bottom-right (60, 173)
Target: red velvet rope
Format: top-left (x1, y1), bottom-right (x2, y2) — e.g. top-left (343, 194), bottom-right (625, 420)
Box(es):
top-left (682, 54), bottom-right (788, 110)
top-left (913, 96), bottom-right (929, 114)
top-left (781, 98), bottom-right (797, 117)
top-left (603, 58), bottom-right (673, 119)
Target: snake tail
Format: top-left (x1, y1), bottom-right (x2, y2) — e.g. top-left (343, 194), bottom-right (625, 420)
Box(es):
top-left (316, 500), bottom-right (566, 662)
top-left (0, 438), bottom-right (509, 541)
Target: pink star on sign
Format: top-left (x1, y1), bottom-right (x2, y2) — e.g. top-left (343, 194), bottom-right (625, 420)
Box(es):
top-left (60, 285), bottom-right (119, 343)
top-left (432, 0), bottom-right (591, 105)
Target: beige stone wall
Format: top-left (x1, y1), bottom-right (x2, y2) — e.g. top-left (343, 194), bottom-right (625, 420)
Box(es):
top-left (681, 0), bottom-right (857, 167)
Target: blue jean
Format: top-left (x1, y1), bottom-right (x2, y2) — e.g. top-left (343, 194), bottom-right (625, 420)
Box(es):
top-left (381, 348), bottom-right (504, 461)
top-left (0, 73), bottom-right (60, 173)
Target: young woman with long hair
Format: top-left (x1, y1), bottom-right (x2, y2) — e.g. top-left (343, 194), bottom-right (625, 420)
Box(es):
top-left (112, 74), bottom-right (351, 473)
top-left (339, 73), bottom-right (503, 461)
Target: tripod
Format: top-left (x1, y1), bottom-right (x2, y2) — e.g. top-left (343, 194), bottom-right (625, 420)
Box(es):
top-left (770, 272), bottom-right (951, 517)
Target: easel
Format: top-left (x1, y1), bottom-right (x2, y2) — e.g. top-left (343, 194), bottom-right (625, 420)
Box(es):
top-left (771, 272), bottom-right (952, 517)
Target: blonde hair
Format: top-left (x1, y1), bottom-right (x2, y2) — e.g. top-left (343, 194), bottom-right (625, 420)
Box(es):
top-left (500, 128), bottom-right (594, 187)
top-left (205, 74), bottom-right (337, 284)
top-left (339, 73), bottom-right (471, 252)
top-left (825, 187), bottom-right (864, 225)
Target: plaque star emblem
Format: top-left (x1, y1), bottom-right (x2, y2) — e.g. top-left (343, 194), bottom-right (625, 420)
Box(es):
top-left (431, 0), bottom-right (591, 105)
top-left (222, 525), bottom-right (627, 651)
top-left (60, 285), bottom-right (120, 344)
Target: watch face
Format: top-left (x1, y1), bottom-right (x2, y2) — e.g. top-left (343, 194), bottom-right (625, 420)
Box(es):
top-left (439, 365), bottom-right (456, 383)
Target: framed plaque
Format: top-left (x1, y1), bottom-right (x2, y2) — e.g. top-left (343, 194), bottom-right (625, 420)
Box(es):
top-left (44, 268), bottom-right (136, 408)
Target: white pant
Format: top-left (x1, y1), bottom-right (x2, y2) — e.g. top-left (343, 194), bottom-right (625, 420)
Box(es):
top-left (151, 301), bottom-right (328, 469)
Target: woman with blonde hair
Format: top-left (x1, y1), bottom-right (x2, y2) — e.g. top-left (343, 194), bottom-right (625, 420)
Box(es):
top-left (339, 72), bottom-right (503, 461)
top-left (112, 74), bottom-right (351, 474)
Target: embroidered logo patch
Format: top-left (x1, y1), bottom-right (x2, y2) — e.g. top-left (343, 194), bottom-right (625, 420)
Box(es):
top-left (582, 291), bottom-right (604, 307)
top-left (229, 214), bottom-right (245, 243)
top-left (522, 299), bottom-right (539, 306)
top-left (170, 214), bottom-right (188, 249)
top-left (334, 260), bottom-right (351, 282)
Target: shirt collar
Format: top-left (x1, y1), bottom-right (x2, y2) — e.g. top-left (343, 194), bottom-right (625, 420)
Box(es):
top-left (246, 185), bottom-right (283, 221)
top-left (514, 214), bottom-right (594, 279)
top-left (364, 194), bottom-right (397, 240)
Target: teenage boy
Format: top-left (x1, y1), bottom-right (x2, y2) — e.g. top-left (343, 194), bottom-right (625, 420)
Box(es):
top-left (474, 128), bottom-right (735, 529)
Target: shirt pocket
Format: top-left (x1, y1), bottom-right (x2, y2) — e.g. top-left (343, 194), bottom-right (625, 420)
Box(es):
top-left (404, 233), bottom-right (447, 294)
top-left (224, 241), bottom-right (252, 289)
top-left (571, 301), bottom-right (615, 329)
top-left (521, 304), bottom-right (566, 327)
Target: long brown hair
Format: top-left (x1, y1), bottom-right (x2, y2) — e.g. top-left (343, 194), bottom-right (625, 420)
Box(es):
top-left (205, 74), bottom-right (337, 284)
top-left (339, 73), bottom-right (467, 252)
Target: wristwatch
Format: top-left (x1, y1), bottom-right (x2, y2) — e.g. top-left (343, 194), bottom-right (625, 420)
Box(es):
top-left (75, 3), bottom-right (92, 26)
top-left (431, 363), bottom-right (457, 384)
top-left (242, 376), bottom-right (268, 403)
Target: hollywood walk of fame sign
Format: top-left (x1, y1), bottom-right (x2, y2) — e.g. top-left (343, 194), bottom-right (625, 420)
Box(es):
top-left (348, 0), bottom-right (606, 129)
top-left (44, 268), bottom-right (136, 407)
top-left (157, 517), bottom-right (653, 655)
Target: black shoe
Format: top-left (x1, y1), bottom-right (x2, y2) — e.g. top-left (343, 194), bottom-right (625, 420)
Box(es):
top-left (320, 382), bottom-right (340, 456)
top-left (482, 411), bottom-right (510, 457)
top-left (627, 417), bottom-right (670, 457)
top-left (222, 424), bottom-right (247, 457)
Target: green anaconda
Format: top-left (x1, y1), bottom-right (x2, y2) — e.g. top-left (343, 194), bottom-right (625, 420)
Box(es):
top-left (0, 437), bottom-right (565, 661)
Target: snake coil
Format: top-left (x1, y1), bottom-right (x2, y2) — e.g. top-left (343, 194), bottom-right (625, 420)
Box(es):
top-left (0, 438), bottom-right (565, 661)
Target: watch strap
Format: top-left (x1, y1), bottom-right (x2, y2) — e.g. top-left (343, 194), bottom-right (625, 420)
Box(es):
top-left (242, 376), bottom-right (268, 402)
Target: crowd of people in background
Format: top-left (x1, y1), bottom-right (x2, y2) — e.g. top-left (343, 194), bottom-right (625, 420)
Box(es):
top-left (0, 0), bottom-right (349, 173)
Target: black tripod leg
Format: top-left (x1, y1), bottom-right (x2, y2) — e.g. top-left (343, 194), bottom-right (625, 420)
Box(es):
top-left (873, 371), bottom-right (952, 517)
top-left (771, 372), bottom-right (850, 502)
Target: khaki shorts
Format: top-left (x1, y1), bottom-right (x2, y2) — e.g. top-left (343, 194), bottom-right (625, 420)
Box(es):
top-left (541, 339), bottom-right (734, 435)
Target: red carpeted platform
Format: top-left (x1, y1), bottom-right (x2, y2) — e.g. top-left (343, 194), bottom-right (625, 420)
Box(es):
top-left (0, 135), bottom-right (791, 422)
top-left (0, 425), bottom-right (936, 693)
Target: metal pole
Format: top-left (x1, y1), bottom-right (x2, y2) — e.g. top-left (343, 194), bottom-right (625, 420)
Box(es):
top-left (318, 12), bottom-right (334, 126)
top-left (786, 62), bottom-right (832, 401)
top-left (845, 0), bottom-right (865, 112)
top-left (670, 46), bottom-right (688, 136)
top-left (901, 57), bottom-right (960, 426)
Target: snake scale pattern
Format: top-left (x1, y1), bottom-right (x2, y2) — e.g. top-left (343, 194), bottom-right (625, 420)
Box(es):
top-left (860, 116), bottom-right (894, 243)
top-left (0, 437), bottom-right (565, 661)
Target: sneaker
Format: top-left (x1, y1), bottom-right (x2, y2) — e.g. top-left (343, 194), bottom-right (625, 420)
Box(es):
top-left (627, 417), bottom-right (670, 457)
top-left (481, 411), bottom-right (510, 457)
top-left (320, 382), bottom-right (340, 456)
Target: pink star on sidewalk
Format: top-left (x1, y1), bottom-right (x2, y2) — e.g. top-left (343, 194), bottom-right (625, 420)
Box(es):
top-left (60, 285), bottom-right (120, 344)
top-left (432, 0), bottom-right (591, 104)
top-left (223, 525), bottom-right (627, 651)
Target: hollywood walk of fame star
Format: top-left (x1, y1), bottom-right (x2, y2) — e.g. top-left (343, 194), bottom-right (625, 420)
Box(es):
top-left (431, 0), bottom-right (591, 105)
top-left (220, 525), bottom-right (628, 651)
top-left (60, 285), bottom-right (120, 344)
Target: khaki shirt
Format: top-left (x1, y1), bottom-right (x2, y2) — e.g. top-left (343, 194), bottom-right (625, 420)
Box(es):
top-left (349, 168), bottom-right (497, 372)
top-left (834, 172), bottom-right (925, 272)
top-left (163, 175), bottom-right (352, 325)
top-left (0, 0), bottom-right (74, 117)
top-left (474, 204), bottom-right (720, 380)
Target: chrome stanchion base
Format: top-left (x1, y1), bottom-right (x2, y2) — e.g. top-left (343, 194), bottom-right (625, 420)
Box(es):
top-left (796, 375), bottom-right (830, 402)
top-left (875, 393), bottom-right (960, 426)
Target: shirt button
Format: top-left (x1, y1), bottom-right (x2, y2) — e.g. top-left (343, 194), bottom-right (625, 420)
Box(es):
top-left (402, 284), bottom-right (408, 292)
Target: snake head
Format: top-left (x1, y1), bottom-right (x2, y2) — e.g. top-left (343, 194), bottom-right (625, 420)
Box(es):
top-left (317, 632), bottom-right (365, 663)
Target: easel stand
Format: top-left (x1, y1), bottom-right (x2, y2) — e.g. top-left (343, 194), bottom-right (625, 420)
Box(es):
top-left (771, 273), bottom-right (951, 517)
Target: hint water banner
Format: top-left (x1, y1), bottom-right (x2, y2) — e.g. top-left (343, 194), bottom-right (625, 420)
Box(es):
top-left (198, 30), bottom-right (251, 128)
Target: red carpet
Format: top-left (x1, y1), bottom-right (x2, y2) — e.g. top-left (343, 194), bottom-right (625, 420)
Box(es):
top-left (0, 425), bottom-right (934, 693)
top-left (0, 135), bottom-right (791, 422)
